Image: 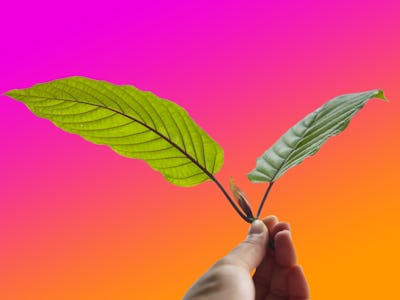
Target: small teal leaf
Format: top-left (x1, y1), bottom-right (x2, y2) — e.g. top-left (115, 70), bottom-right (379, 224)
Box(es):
top-left (248, 90), bottom-right (386, 183)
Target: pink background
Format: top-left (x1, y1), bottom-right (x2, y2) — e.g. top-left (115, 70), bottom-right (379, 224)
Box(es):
top-left (1, 1), bottom-right (399, 299)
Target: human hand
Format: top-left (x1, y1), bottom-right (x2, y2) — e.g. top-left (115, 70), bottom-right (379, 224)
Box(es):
top-left (183, 216), bottom-right (309, 300)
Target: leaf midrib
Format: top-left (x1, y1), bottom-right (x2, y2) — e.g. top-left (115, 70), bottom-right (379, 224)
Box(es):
top-left (268, 94), bottom-right (370, 182)
top-left (269, 111), bottom-right (320, 182)
top-left (21, 94), bottom-right (215, 180)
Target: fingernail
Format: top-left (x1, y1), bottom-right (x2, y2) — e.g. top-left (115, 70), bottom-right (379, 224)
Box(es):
top-left (249, 220), bottom-right (266, 235)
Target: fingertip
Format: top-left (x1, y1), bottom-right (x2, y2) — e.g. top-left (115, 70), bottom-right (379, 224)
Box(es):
top-left (262, 215), bottom-right (278, 231)
top-left (275, 230), bottom-right (296, 267)
top-left (263, 215), bottom-right (278, 223)
top-left (249, 219), bottom-right (268, 235)
top-left (275, 229), bottom-right (292, 244)
top-left (271, 222), bottom-right (291, 237)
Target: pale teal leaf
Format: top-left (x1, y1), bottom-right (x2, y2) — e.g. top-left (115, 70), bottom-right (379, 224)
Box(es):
top-left (248, 90), bottom-right (386, 183)
top-left (5, 76), bottom-right (224, 187)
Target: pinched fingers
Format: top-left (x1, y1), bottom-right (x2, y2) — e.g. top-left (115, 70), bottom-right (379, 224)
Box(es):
top-left (253, 217), bottom-right (307, 300)
top-left (252, 218), bottom-right (291, 296)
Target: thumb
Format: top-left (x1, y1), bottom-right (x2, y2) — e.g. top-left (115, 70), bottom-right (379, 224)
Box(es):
top-left (221, 220), bottom-right (269, 272)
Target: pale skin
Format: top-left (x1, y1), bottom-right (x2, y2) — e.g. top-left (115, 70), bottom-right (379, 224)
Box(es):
top-left (183, 216), bottom-right (310, 300)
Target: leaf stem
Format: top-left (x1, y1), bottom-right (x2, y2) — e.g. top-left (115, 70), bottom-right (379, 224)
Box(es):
top-left (256, 181), bottom-right (275, 218)
top-left (210, 175), bottom-right (252, 223)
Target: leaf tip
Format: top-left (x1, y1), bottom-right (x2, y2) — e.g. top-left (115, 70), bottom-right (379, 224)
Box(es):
top-left (4, 89), bottom-right (16, 97)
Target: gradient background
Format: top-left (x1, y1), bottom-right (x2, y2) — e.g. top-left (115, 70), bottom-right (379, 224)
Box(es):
top-left (1, 1), bottom-right (399, 299)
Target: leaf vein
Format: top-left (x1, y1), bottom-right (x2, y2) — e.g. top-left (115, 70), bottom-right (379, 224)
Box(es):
top-left (109, 136), bottom-right (163, 146)
top-left (120, 145), bottom-right (174, 154)
top-left (56, 111), bottom-right (117, 126)
top-left (144, 92), bottom-right (171, 140)
top-left (165, 171), bottom-right (205, 180)
top-left (157, 161), bottom-right (193, 170)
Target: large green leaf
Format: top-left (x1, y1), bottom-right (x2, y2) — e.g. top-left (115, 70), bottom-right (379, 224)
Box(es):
top-left (248, 90), bottom-right (386, 183)
top-left (6, 76), bottom-right (224, 187)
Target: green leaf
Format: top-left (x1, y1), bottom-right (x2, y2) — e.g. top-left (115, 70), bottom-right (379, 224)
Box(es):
top-left (5, 76), bottom-right (224, 187)
top-left (248, 90), bottom-right (386, 183)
